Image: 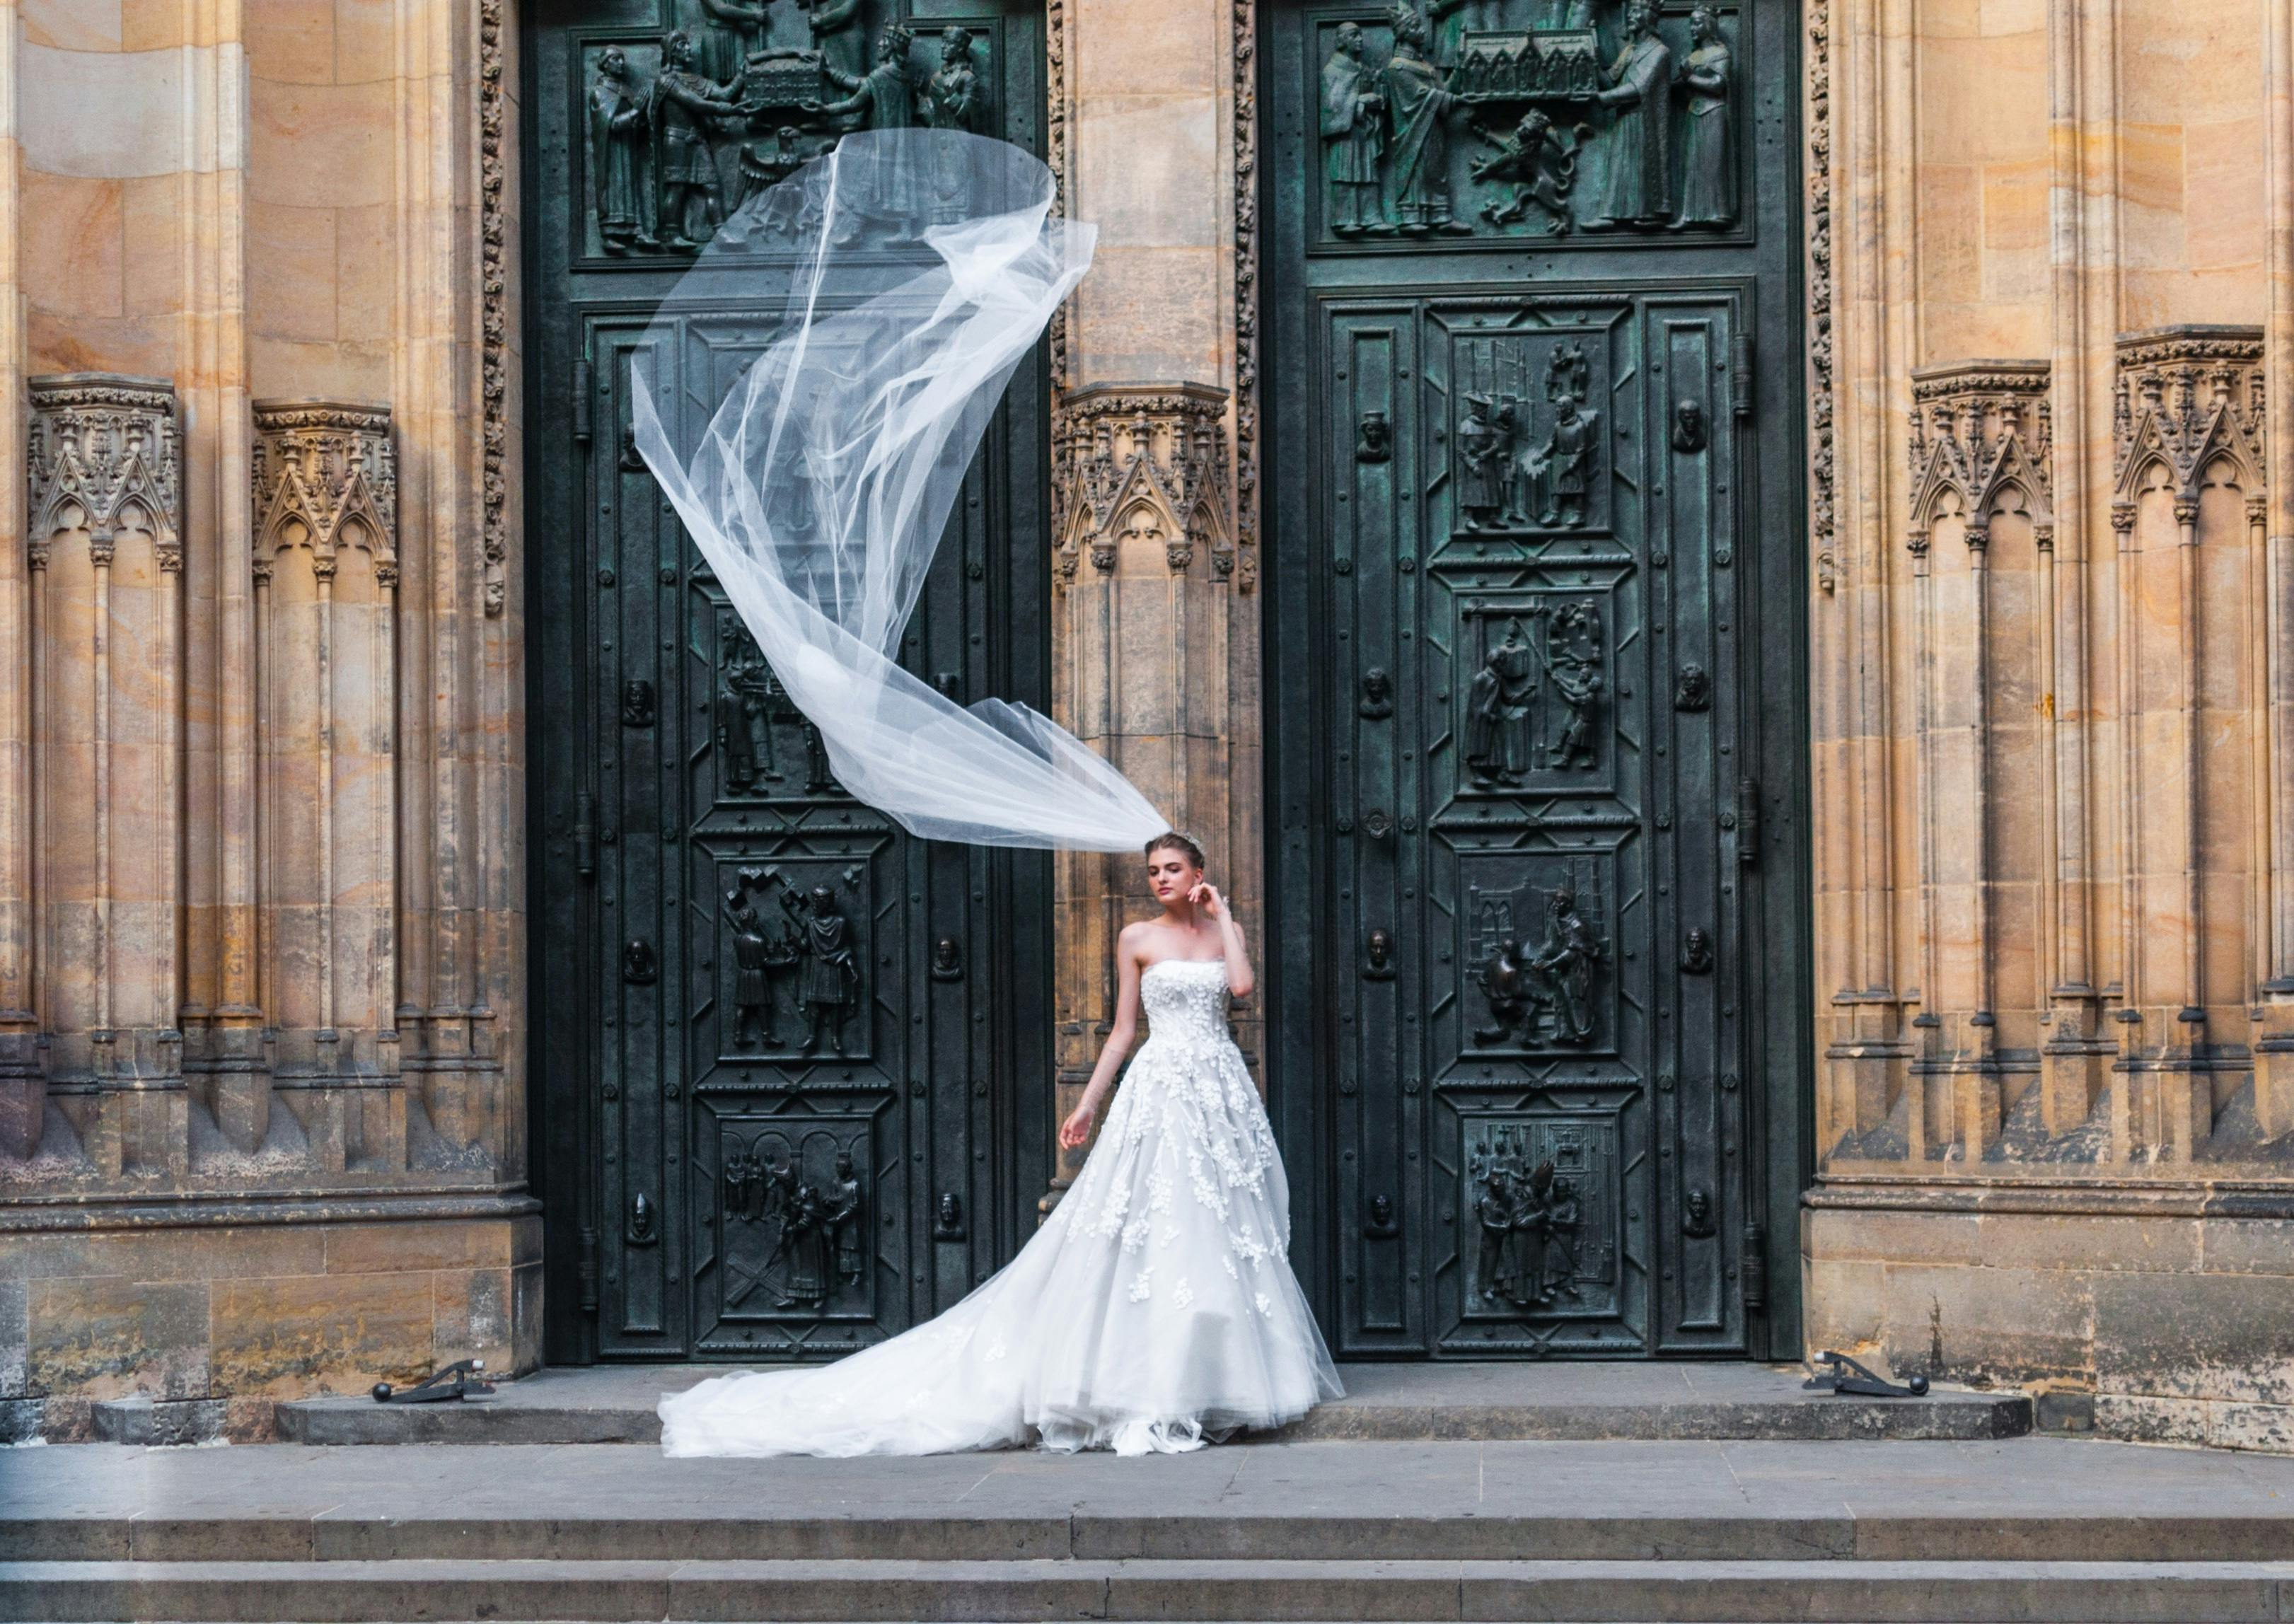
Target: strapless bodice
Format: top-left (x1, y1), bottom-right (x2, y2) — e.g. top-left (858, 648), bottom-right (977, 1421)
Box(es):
top-left (1139, 958), bottom-right (1233, 1045)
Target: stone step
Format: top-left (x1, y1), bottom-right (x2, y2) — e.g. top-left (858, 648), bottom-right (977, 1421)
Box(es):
top-left (275, 1360), bottom-right (2032, 1445)
top-left (4, 1557), bottom-right (2289, 1623)
top-left (17, 1509), bottom-right (2294, 1565)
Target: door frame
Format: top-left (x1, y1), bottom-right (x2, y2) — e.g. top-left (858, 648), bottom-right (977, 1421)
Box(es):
top-left (1256, 0), bottom-right (1813, 1359)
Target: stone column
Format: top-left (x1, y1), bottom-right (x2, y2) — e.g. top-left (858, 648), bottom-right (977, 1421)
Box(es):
top-left (1044, 0), bottom-right (1258, 1207)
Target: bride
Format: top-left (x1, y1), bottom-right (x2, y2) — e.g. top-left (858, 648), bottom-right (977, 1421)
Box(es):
top-left (659, 831), bottom-right (1342, 1457)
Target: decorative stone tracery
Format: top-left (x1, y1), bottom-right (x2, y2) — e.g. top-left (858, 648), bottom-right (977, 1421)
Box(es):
top-left (1053, 384), bottom-right (1234, 584)
top-left (1908, 362), bottom-right (2054, 550)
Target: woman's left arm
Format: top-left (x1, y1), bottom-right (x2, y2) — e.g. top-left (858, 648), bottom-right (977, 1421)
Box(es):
top-left (1192, 882), bottom-right (1256, 1001)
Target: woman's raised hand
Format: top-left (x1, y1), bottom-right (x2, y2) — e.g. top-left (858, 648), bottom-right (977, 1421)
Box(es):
top-left (1188, 881), bottom-right (1226, 919)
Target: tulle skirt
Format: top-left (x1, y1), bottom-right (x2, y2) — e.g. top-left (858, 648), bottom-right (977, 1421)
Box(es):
top-left (658, 1040), bottom-right (1342, 1458)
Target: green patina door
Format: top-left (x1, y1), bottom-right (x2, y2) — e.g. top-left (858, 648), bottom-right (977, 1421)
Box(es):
top-left (1263, 0), bottom-right (1809, 1357)
top-left (525, 0), bottom-right (1053, 1362)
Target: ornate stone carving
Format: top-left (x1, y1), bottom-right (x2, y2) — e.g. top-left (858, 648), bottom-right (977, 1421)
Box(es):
top-left (1046, 0), bottom-right (1070, 398)
top-left (1806, 2), bottom-right (1835, 593)
top-left (28, 374), bottom-right (182, 573)
top-left (1906, 361), bottom-right (2053, 544)
top-left (1053, 384), bottom-right (1234, 585)
top-left (2110, 327), bottom-right (2266, 511)
top-left (480, 0), bottom-right (509, 616)
top-left (1232, 0), bottom-right (1261, 593)
top-left (250, 401), bottom-right (398, 587)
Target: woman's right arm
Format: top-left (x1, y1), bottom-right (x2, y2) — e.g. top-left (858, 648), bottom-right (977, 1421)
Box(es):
top-left (1058, 927), bottom-right (1142, 1149)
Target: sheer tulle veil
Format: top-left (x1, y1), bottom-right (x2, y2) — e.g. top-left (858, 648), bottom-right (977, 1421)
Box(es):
top-left (631, 128), bottom-right (1167, 851)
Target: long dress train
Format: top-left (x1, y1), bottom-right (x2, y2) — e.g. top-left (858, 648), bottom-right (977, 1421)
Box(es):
top-left (658, 959), bottom-right (1343, 1457)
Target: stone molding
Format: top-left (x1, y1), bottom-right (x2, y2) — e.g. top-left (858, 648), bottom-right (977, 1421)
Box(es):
top-left (27, 373), bottom-right (182, 573)
top-left (480, 0), bottom-right (511, 617)
top-left (1231, 0), bottom-right (1261, 596)
top-left (1906, 359), bottom-right (2054, 550)
top-left (1054, 383), bottom-right (1234, 581)
top-left (1045, 0), bottom-right (1069, 396)
top-left (1805, 2), bottom-right (1834, 594)
top-left (1807, 1170), bottom-right (2294, 1220)
top-left (2111, 325), bottom-right (2267, 519)
top-left (251, 400), bottom-right (399, 586)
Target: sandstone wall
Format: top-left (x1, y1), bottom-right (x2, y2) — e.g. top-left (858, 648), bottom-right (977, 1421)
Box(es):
top-left (1807, 0), bottom-right (2294, 1446)
top-left (0, 0), bottom-right (532, 1444)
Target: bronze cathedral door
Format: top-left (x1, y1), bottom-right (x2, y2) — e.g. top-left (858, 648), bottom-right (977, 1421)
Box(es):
top-left (1263, 0), bottom-right (1809, 1357)
top-left (526, 0), bottom-right (1055, 1361)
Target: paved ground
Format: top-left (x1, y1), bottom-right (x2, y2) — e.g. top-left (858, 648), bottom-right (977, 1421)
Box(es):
top-left (12, 1435), bottom-right (2294, 1621)
top-left (273, 1359), bottom-right (2032, 1444)
top-left (9, 1434), bottom-right (2294, 1556)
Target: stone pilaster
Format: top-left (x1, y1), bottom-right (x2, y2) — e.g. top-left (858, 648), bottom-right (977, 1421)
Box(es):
top-left (0, 0), bottom-right (29, 1164)
top-left (25, 375), bottom-right (186, 1175)
top-left (2107, 328), bottom-right (2273, 1149)
top-left (250, 401), bottom-right (403, 1168)
top-left (1047, 383), bottom-right (1243, 1203)
top-left (1048, 0), bottom-right (1261, 1210)
top-left (1900, 361), bottom-right (2053, 1159)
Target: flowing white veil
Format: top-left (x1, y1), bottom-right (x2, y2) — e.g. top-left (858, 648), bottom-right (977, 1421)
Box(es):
top-left (632, 128), bottom-right (1166, 850)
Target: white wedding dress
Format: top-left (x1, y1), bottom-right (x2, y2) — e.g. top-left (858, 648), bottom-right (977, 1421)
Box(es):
top-left (659, 959), bottom-right (1343, 1457)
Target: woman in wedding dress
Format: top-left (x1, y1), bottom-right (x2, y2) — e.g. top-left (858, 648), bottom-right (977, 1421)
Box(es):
top-left (659, 832), bottom-right (1343, 1458)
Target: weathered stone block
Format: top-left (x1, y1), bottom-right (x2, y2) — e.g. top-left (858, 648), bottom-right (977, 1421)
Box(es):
top-left (0, 1397), bottom-right (45, 1444)
top-left (90, 1394), bottom-right (227, 1446)
top-left (0, 1279), bottom-right (27, 1397)
top-left (2093, 1270), bottom-right (2294, 1405)
top-left (26, 1275), bottom-right (210, 1400)
top-left (1879, 1262), bottom-right (2095, 1386)
top-left (209, 1271), bottom-right (434, 1397)
top-left (325, 1220), bottom-right (510, 1276)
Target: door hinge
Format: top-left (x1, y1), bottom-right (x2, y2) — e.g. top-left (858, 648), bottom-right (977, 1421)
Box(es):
top-left (1741, 1221), bottom-right (1767, 1313)
top-left (578, 1225), bottom-right (600, 1316)
top-left (575, 791), bottom-right (598, 878)
top-left (1729, 332), bottom-right (1754, 418)
top-left (573, 359), bottom-right (593, 444)
top-left (1737, 777), bottom-right (1760, 868)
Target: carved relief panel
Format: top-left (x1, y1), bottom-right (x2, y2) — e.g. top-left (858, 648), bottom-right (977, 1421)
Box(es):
top-left (574, 3), bottom-right (1000, 264)
top-left (1311, 0), bottom-right (1742, 248)
top-left (1295, 284), bottom-right (1749, 1357)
